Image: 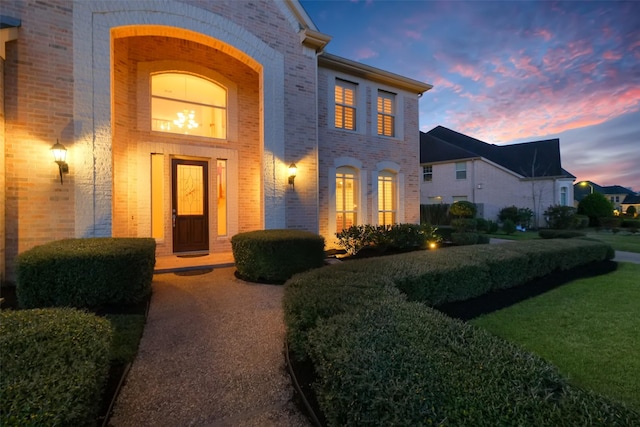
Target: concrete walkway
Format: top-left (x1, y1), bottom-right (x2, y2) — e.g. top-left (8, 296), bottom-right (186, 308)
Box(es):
top-left (109, 267), bottom-right (310, 427)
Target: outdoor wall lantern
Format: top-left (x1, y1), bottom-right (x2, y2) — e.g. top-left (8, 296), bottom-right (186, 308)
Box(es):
top-left (288, 162), bottom-right (297, 189)
top-left (51, 140), bottom-right (69, 184)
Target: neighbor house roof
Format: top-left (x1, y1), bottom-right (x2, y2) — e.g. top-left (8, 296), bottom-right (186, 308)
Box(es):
top-left (420, 126), bottom-right (574, 179)
top-left (622, 194), bottom-right (640, 204)
top-left (601, 185), bottom-right (636, 195)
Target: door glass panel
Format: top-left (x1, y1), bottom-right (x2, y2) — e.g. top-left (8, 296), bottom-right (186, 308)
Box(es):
top-left (217, 159), bottom-right (227, 236)
top-left (151, 154), bottom-right (164, 239)
top-left (176, 164), bottom-right (204, 215)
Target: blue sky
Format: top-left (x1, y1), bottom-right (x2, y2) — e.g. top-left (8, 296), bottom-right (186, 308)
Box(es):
top-left (301, 0), bottom-right (640, 190)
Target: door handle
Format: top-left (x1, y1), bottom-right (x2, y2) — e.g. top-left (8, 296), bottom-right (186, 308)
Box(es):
top-left (172, 209), bottom-right (176, 228)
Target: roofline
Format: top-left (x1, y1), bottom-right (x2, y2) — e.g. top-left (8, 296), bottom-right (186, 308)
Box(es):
top-left (319, 52), bottom-right (433, 94)
top-left (285, 0), bottom-right (332, 51)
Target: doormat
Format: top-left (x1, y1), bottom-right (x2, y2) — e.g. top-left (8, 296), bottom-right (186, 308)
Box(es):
top-left (176, 254), bottom-right (209, 258)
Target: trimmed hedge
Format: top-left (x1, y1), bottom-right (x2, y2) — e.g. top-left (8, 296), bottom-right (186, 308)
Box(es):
top-left (16, 238), bottom-right (156, 309)
top-left (621, 219), bottom-right (640, 229)
top-left (539, 229), bottom-right (586, 239)
top-left (308, 301), bottom-right (639, 426)
top-left (283, 239), bottom-right (637, 425)
top-left (231, 229), bottom-right (324, 282)
top-left (0, 308), bottom-right (113, 426)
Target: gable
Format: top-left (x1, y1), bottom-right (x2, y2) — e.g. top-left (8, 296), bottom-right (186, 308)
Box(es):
top-left (421, 126), bottom-right (571, 178)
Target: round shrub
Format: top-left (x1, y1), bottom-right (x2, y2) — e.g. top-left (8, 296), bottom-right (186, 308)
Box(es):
top-left (578, 193), bottom-right (614, 226)
top-left (451, 218), bottom-right (477, 232)
top-left (449, 201), bottom-right (477, 218)
top-left (451, 232), bottom-right (479, 246)
top-left (627, 205), bottom-right (636, 217)
top-left (231, 229), bottom-right (325, 283)
top-left (502, 219), bottom-right (516, 235)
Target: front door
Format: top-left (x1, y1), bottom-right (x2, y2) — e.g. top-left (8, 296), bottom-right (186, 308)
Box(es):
top-left (172, 158), bottom-right (209, 253)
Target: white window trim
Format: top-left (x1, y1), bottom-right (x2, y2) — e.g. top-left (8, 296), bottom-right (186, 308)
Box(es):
top-left (137, 61), bottom-right (239, 142)
top-left (329, 157), bottom-right (367, 238)
top-left (372, 86), bottom-right (404, 141)
top-left (423, 165), bottom-right (433, 182)
top-left (455, 161), bottom-right (467, 180)
top-left (372, 161), bottom-right (404, 225)
top-left (327, 72), bottom-right (366, 134)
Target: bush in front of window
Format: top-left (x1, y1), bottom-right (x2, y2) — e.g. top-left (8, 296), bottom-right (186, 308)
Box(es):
top-left (335, 224), bottom-right (441, 255)
top-left (544, 205), bottom-right (578, 229)
top-left (16, 238), bottom-right (156, 309)
top-left (231, 229), bottom-right (325, 283)
top-left (449, 200), bottom-right (477, 218)
top-left (0, 308), bottom-right (112, 426)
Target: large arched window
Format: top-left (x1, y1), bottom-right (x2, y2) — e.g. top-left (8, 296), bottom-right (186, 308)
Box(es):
top-left (151, 73), bottom-right (227, 139)
top-left (336, 166), bottom-right (358, 233)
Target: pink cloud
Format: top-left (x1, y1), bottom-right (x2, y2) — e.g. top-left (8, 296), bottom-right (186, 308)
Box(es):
top-left (354, 47), bottom-right (378, 60)
top-left (602, 50), bottom-right (622, 60)
top-left (580, 62), bottom-right (597, 74)
top-left (533, 29), bottom-right (553, 41)
top-left (432, 75), bottom-right (463, 93)
top-left (509, 54), bottom-right (542, 78)
top-left (404, 30), bottom-right (421, 40)
top-left (450, 63), bottom-right (482, 81)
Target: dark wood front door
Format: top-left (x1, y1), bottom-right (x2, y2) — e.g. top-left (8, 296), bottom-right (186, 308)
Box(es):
top-left (172, 158), bottom-right (209, 253)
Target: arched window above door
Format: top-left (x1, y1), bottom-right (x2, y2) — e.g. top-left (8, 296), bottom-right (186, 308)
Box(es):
top-left (151, 72), bottom-right (227, 139)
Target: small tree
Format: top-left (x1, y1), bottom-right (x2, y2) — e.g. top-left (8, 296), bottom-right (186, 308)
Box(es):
top-left (577, 193), bottom-right (614, 226)
top-left (544, 205), bottom-right (577, 229)
top-left (627, 205), bottom-right (637, 217)
top-left (502, 219), bottom-right (516, 235)
top-left (449, 201), bottom-right (477, 218)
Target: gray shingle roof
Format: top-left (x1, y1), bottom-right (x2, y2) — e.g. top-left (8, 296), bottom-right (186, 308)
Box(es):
top-left (420, 126), bottom-right (574, 178)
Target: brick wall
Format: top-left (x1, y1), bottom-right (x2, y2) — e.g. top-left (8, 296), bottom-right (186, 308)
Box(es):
top-left (3, 0), bottom-right (75, 281)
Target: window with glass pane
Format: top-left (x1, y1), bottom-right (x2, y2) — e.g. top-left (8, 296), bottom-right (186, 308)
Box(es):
top-left (217, 159), bottom-right (227, 236)
top-left (335, 79), bottom-right (356, 130)
top-left (377, 91), bottom-right (395, 137)
top-left (423, 165), bottom-right (433, 182)
top-left (336, 167), bottom-right (358, 233)
top-left (378, 171), bottom-right (396, 225)
top-left (151, 73), bottom-right (227, 139)
top-left (455, 162), bottom-right (467, 180)
top-left (560, 187), bottom-right (567, 206)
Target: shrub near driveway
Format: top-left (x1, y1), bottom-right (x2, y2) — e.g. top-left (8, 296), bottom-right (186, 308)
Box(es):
top-left (16, 238), bottom-right (156, 309)
top-left (0, 308), bottom-right (112, 426)
top-left (284, 239), bottom-right (639, 426)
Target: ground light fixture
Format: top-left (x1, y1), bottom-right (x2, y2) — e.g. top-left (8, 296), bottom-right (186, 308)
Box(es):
top-left (51, 140), bottom-right (69, 184)
top-left (288, 162), bottom-right (297, 189)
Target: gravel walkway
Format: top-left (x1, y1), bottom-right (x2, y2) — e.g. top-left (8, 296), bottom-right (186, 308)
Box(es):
top-left (109, 267), bottom-right (310, 427)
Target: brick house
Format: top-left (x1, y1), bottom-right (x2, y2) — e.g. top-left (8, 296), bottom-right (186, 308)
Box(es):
top-left (0, 1), bottom-right (431, 281)
top-left (420, 126), bottom-right (575, 227)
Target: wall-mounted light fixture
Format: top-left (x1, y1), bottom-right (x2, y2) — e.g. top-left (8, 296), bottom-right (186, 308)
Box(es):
top-left (51, 140), bottom-right (69, 184)
top-left (477, 183), bottom-right (483, 190)
top-left (288, 162), bottom-right (297, 189)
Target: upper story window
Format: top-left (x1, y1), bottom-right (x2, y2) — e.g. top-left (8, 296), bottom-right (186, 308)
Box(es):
top-left (377, 90), bottom-right (395, 137)
top-left (455, 162), bottom-right (467, 180)
top-left (335, 79), bottom-right (357, 131)
top-left (423, 165), bottom-right (433, 182)
top-left (151, 73), bottom-right (227, 139)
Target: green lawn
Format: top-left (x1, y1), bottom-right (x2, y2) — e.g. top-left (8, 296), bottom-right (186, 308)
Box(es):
top-left (472, 263), bottom-right (640, 411)
top-left (486, 229), bottom-right (640, 253)
top-left (586, 231), bottom-right (640, 253)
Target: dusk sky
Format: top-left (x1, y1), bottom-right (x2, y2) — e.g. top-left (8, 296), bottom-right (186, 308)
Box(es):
top-left (301, 0), bottom-right (640, 191)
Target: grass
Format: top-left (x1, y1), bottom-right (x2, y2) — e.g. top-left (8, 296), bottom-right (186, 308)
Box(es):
top-left (485, 230), bottom-right (539, 240)
top-left (472, 262), bottom-right (640, 411)
top-left (586, 230), bottom-right (640, 253)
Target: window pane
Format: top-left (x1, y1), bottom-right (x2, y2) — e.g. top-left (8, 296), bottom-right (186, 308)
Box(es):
top-left (336, 168), bottom-right (358, 233)
top-left (217, 160), bottom-right (227, 236)
top-left (335, 80), bottom-right (357, 130)
top-left (151, 154), bottom-right (164, 239)
top-left (151, 73), bottom-right (227, 139)
top-left (176, 164), bottom-right (204, 215)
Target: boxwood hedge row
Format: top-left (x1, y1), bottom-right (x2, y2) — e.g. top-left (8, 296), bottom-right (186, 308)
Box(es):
top-left (231, 229), bottom-right (325, 282)
top-left (283, 239), bottom-right (638, 425)
top-left (0, 308), bottom-right (113, 426)
top-left (16, 238), bottom-right (156, 308)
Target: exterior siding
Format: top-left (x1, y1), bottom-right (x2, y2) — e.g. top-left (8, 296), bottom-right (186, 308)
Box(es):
top-left (422, 159), bottom-right (572, 226)
top-left (318, 67), bottom-right (421, 247)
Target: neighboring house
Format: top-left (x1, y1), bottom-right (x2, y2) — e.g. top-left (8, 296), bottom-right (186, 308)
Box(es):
top-left (420, 126), bottom-right (575, 226)
top-left (621, 194), bottom-right (640, 216)
top-left (574, 182), bottom-right (637, 214)
top-left (0, 1), bottom-right (432, 281)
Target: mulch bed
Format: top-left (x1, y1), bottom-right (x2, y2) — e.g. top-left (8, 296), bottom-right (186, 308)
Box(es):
top-left (287, 259), bottom-right (618, 426)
